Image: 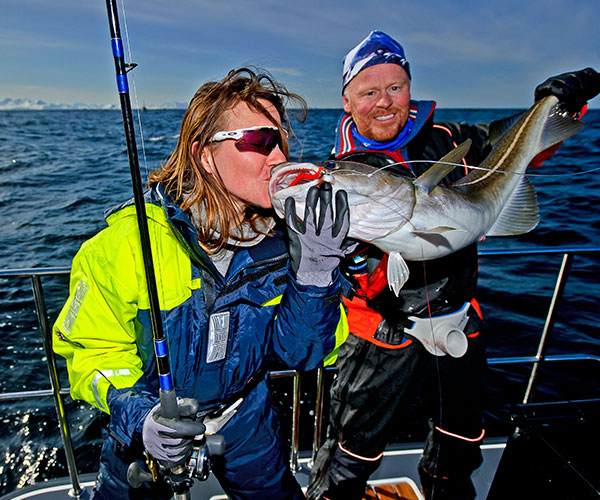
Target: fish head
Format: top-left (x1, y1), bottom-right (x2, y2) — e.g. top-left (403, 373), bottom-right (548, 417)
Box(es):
top-left (270, 160), bottom-right (418, 251)
top-left (269, 160), bottom-right (389, 218)
top-left (269, 161), bottom-right (327, 217)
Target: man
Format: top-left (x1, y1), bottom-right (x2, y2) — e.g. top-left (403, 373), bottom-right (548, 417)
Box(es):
top-left (307, 30), bottom-right (600, 500)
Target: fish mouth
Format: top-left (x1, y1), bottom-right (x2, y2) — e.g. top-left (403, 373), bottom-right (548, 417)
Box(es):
top-left (268, 162), bottom-right (325, 198)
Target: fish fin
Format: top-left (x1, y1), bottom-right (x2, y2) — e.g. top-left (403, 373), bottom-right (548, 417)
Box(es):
top-left (413, 139), bottom-right (472, 194)
top-left (387, 251), bottom-right (410, 296)
top-left (410, 227), bottom-right (461, 250)
top-left (486, 176), bottom-right (540, 236)
top-left (488, 112), bottom-right (524, 146)
top-left (539, 101), bottom-right (584, 151)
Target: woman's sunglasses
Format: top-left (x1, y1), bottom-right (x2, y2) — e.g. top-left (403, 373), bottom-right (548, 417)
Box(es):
top-left (210, 126), bottom-right (286, 156)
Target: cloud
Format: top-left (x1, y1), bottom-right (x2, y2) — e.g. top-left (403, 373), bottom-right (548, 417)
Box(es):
top-left (268, 67), bottom-right (304, 77)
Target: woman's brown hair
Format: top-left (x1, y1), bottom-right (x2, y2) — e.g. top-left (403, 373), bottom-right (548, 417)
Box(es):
top-left (149, 67), bottom-right (307, 252)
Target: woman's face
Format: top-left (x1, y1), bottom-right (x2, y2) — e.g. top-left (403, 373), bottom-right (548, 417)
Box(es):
top-left (201, 99), bottom-right (286, 216)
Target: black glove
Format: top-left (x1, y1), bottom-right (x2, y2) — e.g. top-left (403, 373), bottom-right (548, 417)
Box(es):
top-left (142, 398), bottom-right (206, 466)
top-left (534, 67), bottom-right (600, 113)
top-left (285, 182), bottom-right (351, 287)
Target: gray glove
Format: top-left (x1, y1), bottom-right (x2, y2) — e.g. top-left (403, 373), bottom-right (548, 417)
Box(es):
top-left (142, 398), bottom-right (206, 466)
top-left (535, 67), bottom-right (600, 113)
top-left (285, 182), bottom-right (351, 287)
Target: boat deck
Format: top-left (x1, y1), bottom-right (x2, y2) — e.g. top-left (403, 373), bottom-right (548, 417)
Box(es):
top-left (0, 441), bottom-right (505, 499)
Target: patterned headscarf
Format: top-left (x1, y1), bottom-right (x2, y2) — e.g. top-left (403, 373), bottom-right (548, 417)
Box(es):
top-left (342, 30), bottom-right (411, 90)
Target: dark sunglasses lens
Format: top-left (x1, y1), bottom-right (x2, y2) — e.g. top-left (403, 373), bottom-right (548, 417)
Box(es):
top-left (235, 129), bottom-right (282, 155)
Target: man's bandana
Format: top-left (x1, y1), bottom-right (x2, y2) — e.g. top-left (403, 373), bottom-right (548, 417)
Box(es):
top-left (342, 30), bottom-right (411, 90)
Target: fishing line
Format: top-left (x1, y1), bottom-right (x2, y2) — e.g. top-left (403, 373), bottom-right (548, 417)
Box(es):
top-left (335, 162), bottom-right (487, 489)
top-left (107, 0), bottom-right (183, 428)
top-left (369, 159), bottom-right (600, 178)
top-left (323, 166), bottom-right (418, 232)
top-left (331, 163), bottom-right (448, 486)
top-left (415, 243), bottom-right (445, 495)
top-left (119, 0), bottom-right (149, 174)
top-left (117, 0), bottom-right (169, 331)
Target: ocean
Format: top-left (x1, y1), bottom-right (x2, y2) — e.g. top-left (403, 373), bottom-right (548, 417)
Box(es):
top-left (0, 108), bottom-right (599, 495)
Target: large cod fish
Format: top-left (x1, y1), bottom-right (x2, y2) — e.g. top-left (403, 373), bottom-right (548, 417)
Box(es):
top-left (269, 95), bottom-right (583, 295)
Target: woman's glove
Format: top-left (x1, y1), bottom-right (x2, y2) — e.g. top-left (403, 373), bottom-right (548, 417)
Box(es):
top-left (142, 398), bottom-right (206, 466)
top-left (535, 67), bottom-right (600, 113)
top-left (285, 182), bottom-right (351, 287)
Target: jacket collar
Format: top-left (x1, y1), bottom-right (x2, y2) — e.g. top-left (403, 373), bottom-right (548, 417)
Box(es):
top-left (104, 184), bottom-right (287, 283)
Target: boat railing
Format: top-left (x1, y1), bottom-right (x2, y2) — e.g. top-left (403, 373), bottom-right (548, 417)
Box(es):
top-left (1, 245), bottom-right (599, 497)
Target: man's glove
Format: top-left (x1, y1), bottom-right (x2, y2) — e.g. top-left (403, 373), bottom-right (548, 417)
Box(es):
top-left (535, 67), bottom-right (600, 113)
top-left (285, 182), bottom-right (351, 287)
top-left (142, 398), bottom-right (206, 466)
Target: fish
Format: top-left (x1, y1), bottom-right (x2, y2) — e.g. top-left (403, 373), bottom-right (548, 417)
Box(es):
top-left (269, 95), bottom-right (584, 295)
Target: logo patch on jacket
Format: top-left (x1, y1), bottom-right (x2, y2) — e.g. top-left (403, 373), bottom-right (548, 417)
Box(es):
top-left (207, 312), bottom-right (229, 363)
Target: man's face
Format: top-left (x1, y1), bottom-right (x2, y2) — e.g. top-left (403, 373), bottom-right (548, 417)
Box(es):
top-left (343, 63), bottom-right (411, 143)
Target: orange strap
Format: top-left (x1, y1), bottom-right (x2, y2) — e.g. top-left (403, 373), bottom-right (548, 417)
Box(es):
top-left (344, 254), bottom-right (413, 348)
top-left (467, 297), bottom-right (482, 338)
top-left (345, 296), bottom-right (483, 348)
top-left (351, 254), bottom-right (388, 300)
top-left (343, 295), bottom-right (413, 349)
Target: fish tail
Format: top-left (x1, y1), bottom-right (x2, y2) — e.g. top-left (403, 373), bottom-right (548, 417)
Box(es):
top-left (537, 97), bottom-right (584, 154)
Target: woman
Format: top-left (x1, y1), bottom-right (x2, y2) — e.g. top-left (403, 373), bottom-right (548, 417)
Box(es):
top-left (53, 68), bottom-right (350, 499)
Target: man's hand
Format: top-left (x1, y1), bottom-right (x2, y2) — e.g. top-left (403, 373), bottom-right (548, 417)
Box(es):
top-left (535, 67), bottom-right (600, 114)
top-left (142, 398), bottom-right (206, 467)
top-left (285, 183), bottom-right (351, 287)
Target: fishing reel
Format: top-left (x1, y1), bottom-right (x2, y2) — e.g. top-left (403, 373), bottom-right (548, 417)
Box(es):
top-left (128, 433), bottom-right (226, 491)
top-left (129, 396), bottom-right (239, 493)
top-left (185, 433), bottom-right (226, 481)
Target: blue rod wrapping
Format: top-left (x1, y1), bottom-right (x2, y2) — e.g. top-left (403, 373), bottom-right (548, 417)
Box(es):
top-left (111, 37), bottom-right (124, 58)
top-left (116, 74), bottom-right (129, 93)
top-left (159, 373), bottom-right (173, 391)
top-left (155, 339), bottom-right (168, 358)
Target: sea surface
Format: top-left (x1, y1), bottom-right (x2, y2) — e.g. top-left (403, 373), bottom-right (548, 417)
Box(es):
top-left (0, 108), bottom-right (599, 496)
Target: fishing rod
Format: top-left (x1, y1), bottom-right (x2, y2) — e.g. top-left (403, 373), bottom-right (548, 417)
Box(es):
top-left (103, 1), bottom-right (192, 497)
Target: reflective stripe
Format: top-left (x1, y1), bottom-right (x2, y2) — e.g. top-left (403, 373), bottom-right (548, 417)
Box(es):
top-left (338, 442), bottom-right (384, 461)
top-left (92, 369), bottom-right (132, 410)
top-left (262, 294), bottom-right (283, 307)
top-left (261, 295), bottom-right (347, 366)
top-left (434, 426), bottom-right (485, 442)
top-left (323, 305), bottom-right (349, 367)
top-left (61, 280), bottom-right (89, 335)
top-left (433, 123), bottom-right (469, 172)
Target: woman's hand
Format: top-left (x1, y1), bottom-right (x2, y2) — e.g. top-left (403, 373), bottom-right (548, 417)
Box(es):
top-left (285, 182), bottom-right (351, 287)
top-left (142, 398), bottom-right (206, 467)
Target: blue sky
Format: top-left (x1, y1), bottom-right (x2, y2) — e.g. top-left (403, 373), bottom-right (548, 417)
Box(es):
top-left (2, 0), bottom-right (599, 108)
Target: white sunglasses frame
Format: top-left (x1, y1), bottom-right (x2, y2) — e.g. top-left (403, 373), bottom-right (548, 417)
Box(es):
top-left (210, 125), bottom-right (287, 143)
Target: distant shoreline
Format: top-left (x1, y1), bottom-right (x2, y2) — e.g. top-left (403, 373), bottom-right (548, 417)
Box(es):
top-left (1, 106), bottom-right (599, 112)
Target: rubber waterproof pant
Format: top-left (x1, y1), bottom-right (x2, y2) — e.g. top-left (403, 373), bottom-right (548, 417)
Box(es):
top-left (307, 332), bottom-right (486, 500)
top-left (90, 381), bottom-right (304, 500)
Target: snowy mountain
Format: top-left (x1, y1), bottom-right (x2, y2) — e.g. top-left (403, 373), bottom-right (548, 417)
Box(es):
top-left (0, 98), bottom-right (118, 110)
top-left (0, 98), bottom-right (187, 110)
